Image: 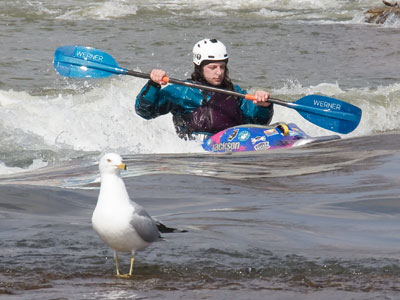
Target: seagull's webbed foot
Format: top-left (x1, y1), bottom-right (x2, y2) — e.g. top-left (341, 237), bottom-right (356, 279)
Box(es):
top-left (116, 273), bottom-right (132, 279)
top-left (114, 253), bottom-right (135, 279)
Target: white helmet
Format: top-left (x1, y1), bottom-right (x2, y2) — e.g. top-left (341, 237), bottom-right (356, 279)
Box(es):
top-left (192, 39), bottom-right (229, 66)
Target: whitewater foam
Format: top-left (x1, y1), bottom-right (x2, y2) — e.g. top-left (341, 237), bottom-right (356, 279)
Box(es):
top-left (56, 0), bottom-right (138, 20)
top-left (268, 81), bottom-right (400, 138)
top-left (1, 77), bottom-right (399, 176)
top-left (0, 77), bottom-right (202, 155)
top-left (2, 76), bottom-right (399, 157)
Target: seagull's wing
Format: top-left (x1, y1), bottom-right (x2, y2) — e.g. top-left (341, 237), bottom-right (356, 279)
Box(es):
top-left (130, 207), bottom-right (161, 243)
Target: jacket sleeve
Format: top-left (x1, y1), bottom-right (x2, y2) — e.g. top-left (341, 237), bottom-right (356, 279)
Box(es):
top-left (135, 80), bottom-right (172, 119)
top-left (234, 85), bottom-right (274, 125)
top-left (135, 80), bottom-right (203, 119)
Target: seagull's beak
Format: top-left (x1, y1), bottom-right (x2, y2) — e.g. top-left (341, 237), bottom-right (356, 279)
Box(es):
top-left (116, 163), bottom-right (127, 171)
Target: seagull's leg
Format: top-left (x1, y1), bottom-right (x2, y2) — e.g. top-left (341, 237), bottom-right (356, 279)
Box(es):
top-left (114, 251), bottom-right (121, 276)
top-left (114, 251), bottom-right (134, 278)
top-left (114, 252), bottom-right (130, 278)
top-left (128, 254), bottom-right (135, 276)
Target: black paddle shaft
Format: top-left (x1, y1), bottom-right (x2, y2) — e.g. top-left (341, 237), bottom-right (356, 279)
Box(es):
top-left (125, 69), bottom-right (286, 106)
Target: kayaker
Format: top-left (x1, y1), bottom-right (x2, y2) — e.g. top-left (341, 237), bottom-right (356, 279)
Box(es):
top-left (135, 38), bottom-right (274, 139)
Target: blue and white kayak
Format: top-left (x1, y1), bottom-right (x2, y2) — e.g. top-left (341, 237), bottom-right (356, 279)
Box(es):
top-left (202, 123), bottom-right (340, 153)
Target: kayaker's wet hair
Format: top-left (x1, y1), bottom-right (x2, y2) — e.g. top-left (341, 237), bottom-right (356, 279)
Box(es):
top-left (191, 60), bottom-right (234, 91)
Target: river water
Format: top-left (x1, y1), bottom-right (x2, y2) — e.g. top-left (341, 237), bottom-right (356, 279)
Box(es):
top-left (0, 0), bottom-right (399, 299)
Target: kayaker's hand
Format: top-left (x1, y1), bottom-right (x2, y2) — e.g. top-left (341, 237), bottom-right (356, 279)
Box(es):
top-left (150, 69), bottom-right (167, 85)
top-left (252, 90), bottom-right (271, 107)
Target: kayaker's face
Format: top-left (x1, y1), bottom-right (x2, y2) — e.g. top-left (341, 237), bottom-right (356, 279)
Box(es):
top-left (202, 62), bottom-right (226, 86)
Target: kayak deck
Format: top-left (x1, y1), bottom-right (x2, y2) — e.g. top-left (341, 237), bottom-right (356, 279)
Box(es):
top-left (202, 123), bottom-right (340, 153)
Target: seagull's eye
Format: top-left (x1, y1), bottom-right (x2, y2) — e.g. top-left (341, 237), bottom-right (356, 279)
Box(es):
top-left (107, 159), bottom-right (111, 163)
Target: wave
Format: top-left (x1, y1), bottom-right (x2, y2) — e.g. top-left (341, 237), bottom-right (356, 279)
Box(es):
top-left (56, 1), bottom-right (138, 20)
top-left (1, 77), bottom-right (399, 149)
top-left (1, 0), bottom-right (392, 25)
top-left (1, 74), bottom-right (399, 174)
top-left (0, 77), bottom-right (200, 153)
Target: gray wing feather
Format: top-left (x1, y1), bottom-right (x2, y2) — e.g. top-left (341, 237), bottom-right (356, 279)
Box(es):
top-left (130, 206), bottom-right (160, 243)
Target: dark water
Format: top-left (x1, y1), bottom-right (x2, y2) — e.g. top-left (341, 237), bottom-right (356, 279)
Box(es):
top-left (1, 134), bottom-right (400, 299)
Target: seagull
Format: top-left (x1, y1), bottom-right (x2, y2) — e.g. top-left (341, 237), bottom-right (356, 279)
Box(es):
top-left (91, 153), bottom-right (184, 277)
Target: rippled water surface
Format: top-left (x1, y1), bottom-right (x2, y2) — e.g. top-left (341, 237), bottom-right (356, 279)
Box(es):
top-left (1, 134), bottom-right (400, 299)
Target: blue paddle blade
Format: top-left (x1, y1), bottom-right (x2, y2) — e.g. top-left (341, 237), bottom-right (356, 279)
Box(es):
top-left (290, 95), bottom-right (362, 134)
top-left (53, 46), bottom-right (127, 78)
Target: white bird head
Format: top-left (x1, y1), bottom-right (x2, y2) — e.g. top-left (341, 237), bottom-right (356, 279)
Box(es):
top-left (99, 153), bottom-right (127, 175)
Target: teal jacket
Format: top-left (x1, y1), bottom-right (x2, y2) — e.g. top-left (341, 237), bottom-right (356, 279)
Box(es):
top-left (135, 80), bottom-right (274, 138)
